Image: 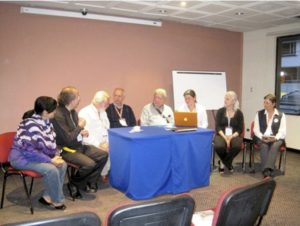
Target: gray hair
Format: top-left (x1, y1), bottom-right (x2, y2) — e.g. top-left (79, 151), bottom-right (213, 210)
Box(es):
top-left (154, 88), bottom-right (167, 98)
top-left (92, 91), bottom-right (109, 105)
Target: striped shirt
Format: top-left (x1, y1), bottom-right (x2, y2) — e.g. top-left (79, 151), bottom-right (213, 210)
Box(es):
top-left (9, 114), bottom-right (57, 167)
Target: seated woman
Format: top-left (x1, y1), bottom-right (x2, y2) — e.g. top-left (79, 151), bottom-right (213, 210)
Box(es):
top-left (177, 89), bottom-right (208, 128)
top-left (253, 94), bottom-right (286, 178)
top-left (9, 96), bottom-right (67, 210)
top-left (214, 91), bottom-right (244, 173)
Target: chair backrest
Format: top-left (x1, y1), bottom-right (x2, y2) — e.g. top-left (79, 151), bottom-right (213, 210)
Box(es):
top-left (0, 132), bottom-right (16, 163)
top-left (3, 211), bottom-right (101, 226)
top-left (212, 179), bottom-right (276, 226)
top-left (106, 194), bottom-right (195, 226)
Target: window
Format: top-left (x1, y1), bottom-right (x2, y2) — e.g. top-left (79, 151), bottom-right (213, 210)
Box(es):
top-left (282, 41), bottom-right (296, 56)
top-left (276, 34), bottom-right (300, 115)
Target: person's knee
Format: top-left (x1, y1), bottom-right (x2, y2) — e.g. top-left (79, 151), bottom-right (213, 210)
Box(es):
top-left (43, 165), bottom-right (60, 177)
top-left (81, 161), bottom-right (96, 171)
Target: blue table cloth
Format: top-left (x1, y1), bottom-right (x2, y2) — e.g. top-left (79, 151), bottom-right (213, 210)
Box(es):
top-left (108, 126), bottom-right (214, 200)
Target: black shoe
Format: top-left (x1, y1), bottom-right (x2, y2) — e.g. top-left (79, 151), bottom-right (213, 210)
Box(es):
top-left (53, 204), bottom-right (67, 210)
top-left (262, 168), bottom-right (271, 178)
top-left (85, 184), bottom-right (98, 193)
top-left (68, 183), bottom-right (82, 199)
top-left (39, 197), bottom-right (51, 206)
top-left (218, 160), bottom-right (225, 174)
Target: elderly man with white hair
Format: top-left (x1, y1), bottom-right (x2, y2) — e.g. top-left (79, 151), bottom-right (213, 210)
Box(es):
top-left (140, 88), bottom-right (174, 126)
top-left (79, 91), bottom-right (110, 182)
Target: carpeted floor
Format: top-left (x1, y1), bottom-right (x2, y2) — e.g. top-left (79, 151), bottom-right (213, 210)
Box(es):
top-left (1, 149), bottom-right (300, 225)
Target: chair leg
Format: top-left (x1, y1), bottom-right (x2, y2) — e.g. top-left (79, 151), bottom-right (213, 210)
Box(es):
top-left (67, 166), bottom-right (75, 201)
top-left (282, 151), bottom-right (286, 175)
top-left (21, 175), bottom-right (34, 214)
top-left (278, 151), bottom-right (286, 175)
top-left (249, 144), bottom-right (255, 173)
top-left (1, 173), bottom-right (8, 209)
top-left (242, 142), bottom-right (247, 172)
top-left (29, 177), bottom-right (35, 195)
top-left (249, 142), bottom-right (253, 168)
top-left (211, 143), bottom-right (217, 172)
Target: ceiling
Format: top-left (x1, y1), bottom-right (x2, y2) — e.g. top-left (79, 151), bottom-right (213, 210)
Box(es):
top-left (8, 0), bottom-right (300, 32)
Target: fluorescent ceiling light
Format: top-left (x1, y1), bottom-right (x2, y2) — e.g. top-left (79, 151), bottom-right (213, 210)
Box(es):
top-left (20, 7), bottom-right (162, 27)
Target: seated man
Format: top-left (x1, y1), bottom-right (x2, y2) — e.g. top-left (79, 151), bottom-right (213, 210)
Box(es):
top-left (51, 86), bottom-right (108, 199)
top-left (140, 88), bottom-right (174, 126)
top-left (79, 91), bottom-right (110, 182)
top-left (106, 88), bottom-right (136, 128)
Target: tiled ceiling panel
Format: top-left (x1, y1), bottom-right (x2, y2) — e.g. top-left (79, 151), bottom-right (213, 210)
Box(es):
top-left (8, 0), bottom-right (300, 32)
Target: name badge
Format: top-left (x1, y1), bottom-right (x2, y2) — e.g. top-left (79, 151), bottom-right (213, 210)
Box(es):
top-left (119, 118), bottom-right (128, 127)
top-left (77, 134), bottom-right (83, 142)
top-left (225, 127), bottom-right (233, 136)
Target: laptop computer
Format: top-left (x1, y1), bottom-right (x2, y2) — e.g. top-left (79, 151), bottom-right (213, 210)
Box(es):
top-left (172, 112), bottom-right (198, 132)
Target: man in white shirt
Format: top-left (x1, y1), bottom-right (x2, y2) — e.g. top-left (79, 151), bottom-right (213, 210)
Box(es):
top-left (140, 88), bottom-right (174, 126)
top-left (79, 91), bottom-right (110, 181)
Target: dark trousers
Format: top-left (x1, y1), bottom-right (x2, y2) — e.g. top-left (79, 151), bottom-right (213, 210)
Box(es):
top-left (214, 135), bottom-right (243, 169)
top-left (61, 145), bottom-right (108, 188)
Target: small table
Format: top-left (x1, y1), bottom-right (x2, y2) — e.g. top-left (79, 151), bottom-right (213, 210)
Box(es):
top-left (108, 126), bottom-right (214, 200)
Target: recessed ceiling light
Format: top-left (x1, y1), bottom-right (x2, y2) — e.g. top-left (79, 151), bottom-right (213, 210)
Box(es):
top-left (235, 12), bottom-right (245, 16)
top-left (159, 9), bottom-right (167, 14)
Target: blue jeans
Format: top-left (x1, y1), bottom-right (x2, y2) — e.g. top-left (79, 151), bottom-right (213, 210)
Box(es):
top-left (11, 161), bottom-right (67, 204)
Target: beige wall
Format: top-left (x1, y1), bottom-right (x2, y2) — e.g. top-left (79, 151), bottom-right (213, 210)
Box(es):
top-left (0, 3), bottom-right (243, 132)
top-left (242, 22), bottom-right (300, 150)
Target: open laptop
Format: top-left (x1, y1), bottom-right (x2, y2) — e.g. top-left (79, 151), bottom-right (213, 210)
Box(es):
top-left (172, 112), bottom-right (198, 132)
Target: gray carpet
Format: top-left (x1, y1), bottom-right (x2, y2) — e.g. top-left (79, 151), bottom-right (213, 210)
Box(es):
top-left (1, 150), bottom-right (300, 225)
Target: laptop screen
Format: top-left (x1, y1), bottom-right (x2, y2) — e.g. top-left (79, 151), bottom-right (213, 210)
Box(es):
top-left (174, 112), bottom-right (198, 127)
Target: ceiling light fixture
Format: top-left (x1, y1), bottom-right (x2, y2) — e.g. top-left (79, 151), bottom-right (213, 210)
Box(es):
top-left (235, 12), bottom-right (245, 16)
top-left (159, 9), bottom-right (167, 14)
top-left (180, 1), bottom-right (187, 7)
top-left (20, 7), bottom-right (162, 27)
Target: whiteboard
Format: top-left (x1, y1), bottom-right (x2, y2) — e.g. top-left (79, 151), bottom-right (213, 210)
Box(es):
top-left (172, 70), bottom-right (227, 110)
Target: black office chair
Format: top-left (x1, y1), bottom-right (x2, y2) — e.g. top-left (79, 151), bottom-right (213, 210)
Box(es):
top-left (194, 178), bottom-right (276, 226)
top-left (3, 211), bottom-right (101, 226)
top-left (106, 194), bottom-right (195, 226)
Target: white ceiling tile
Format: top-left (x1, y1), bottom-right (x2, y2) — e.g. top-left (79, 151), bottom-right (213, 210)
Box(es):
top-left (248, 2), bottom-right (290, 12)
top-left (111, 1), bottom-right (150, 11)
top-left (221, 1), bottom-right (257, 6)
top-left (200, 15), bottom-right (233, 23)
top-left (275, 7), bottom-right (300, 17)
top-left (222, 19), bottom-right (258, 28)
top-left (284, 1), bottom-right (300, 6)
top-left (245, 13), bottom-right (284, 23)
top-left (10, 0), bottom-right (300, 32)
top-left (194, 3), bottom-right (232, 13)
top-left (172, 11), bottom-right (207, 19)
